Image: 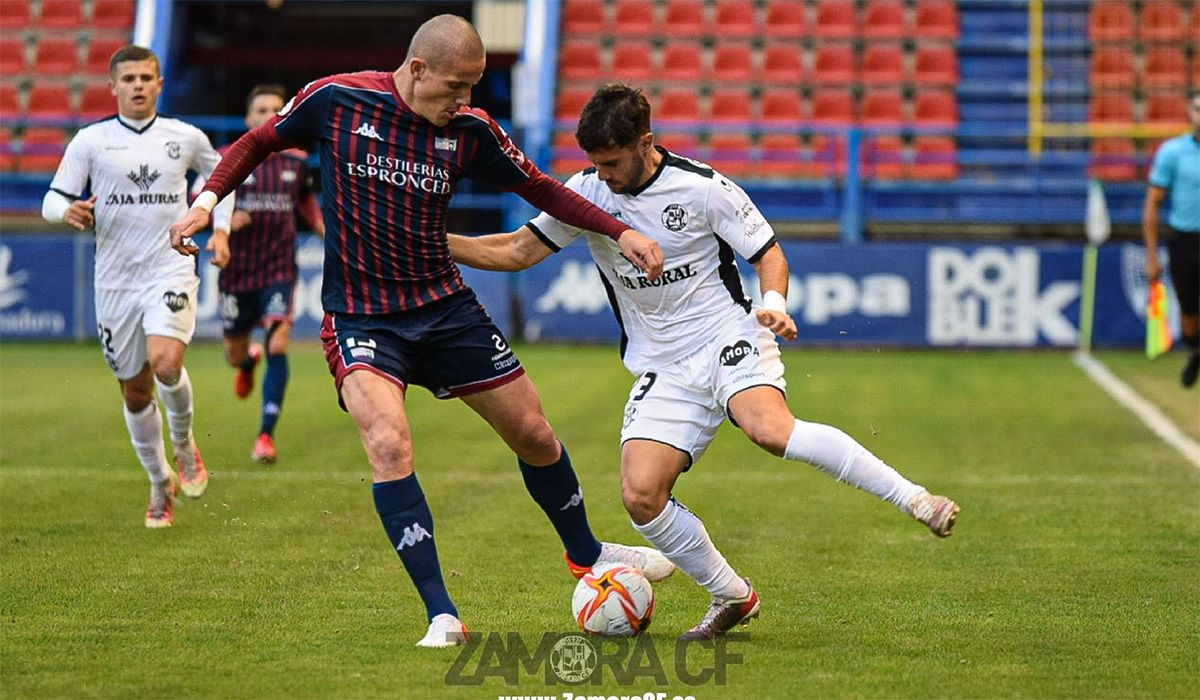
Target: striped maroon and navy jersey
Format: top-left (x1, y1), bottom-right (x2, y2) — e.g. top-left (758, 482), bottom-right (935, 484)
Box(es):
top-left (218, 147), bottom-right (316, 293)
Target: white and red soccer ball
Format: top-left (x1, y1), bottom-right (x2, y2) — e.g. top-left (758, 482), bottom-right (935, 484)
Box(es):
top-left (571, 562), bottom-right (655, 636)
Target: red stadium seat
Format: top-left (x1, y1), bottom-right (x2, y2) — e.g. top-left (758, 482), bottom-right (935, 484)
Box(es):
top-left (37, 0), bottom-right (83, 29)
top-left (810, 88), bottom-right (855, 125)
top-left (91, 0), bottom-right (136, 30)
top-left (1087, 138), bottom-right (1139, 181)
top-left (558, 40), bottom-right (603, 81)
top-left (0, 126), bottom-right (15, 171)
top-left (860, 89), bottom-right (905, 126)
top-left (711, 43), bottom-right (754, 83)
top-left (760, 88), bottom-right (804, 123)
top-left (758, 133), bottom-right (816, 178)
top-left (611, 41), bottom-right (654, 81)
top-left (706, 132), bottom-right (753, 177)
top-left (914, 0), bottom-right (959, 40)
top-left (914, 45), bottom-right (958, 86)
top-left (863, 1), bottom-right (908, 40)
top-left (762, 43), bottom-right (805, 84)
top-left (85, 39), bottom-right (126, 76)
top-left (1143, 47), bottom-right (1188, 88)
top-left (34, 38), bottom-right (79, 76)
top-left (1139, 1), bottom-right (1186, 42)
top-left (656, 131), bottom-right (701, 159)
top-left (0, 39), bottom-right (26, 75)
top-left (0, 83), bottom-right (21, 119)
top-left (661, 42), bottom-right (703, 81)
top-left (1088, 2), bottom-right (1135, 42)
top-left (615, 0), bottom-right (657, 37)
top-left (562, 0), bottom-right (606, 35)
top-left (810, 134), bottom-right (847, 177)
top-left (710, 89), bottom-right (753, 123)
top-left (913, 89), bottom-right (958, 126)
top-left (813, 44), bottom-right (857, 85)
top-left (0, 0), bottom-right (31, 29)
top-left (911, 136), bottom-right (957, 179)
top-left (657, 90), bottom-right (701, 121)
top-left (1145, 94), bottom-right (1189, 123)
top-left (1090, 47), bottom-right (1136, 89)
top-left (663, 0), bottom-right (705, 37)
top-left (863, 136), bottom-right (906, 179)
top-left (814, 1), bottom-right (857, 40)
top-left (1088, 92), bottom-right (1134, 122)
top-left (763, 1), bottom-right (807, 39)
top-left (551, 130), bottom-right (590, 175)
top-left (712, 1), bottom-right (758, 38)
top-left (19, 127), bottom-right (67, 171)
top-left (79, 83), bottom-right (115, 121)
top-left (861, 44), bottom-right (906, 85)
top-left (26, 83), bottom-right (73, 118)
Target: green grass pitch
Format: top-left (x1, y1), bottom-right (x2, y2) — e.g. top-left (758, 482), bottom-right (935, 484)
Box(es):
top-left (1, 342), bottom-right (1197, 698)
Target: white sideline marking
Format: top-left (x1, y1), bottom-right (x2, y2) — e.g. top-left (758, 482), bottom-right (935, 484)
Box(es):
top-left (1073, 352), bottom-right (1200, 470)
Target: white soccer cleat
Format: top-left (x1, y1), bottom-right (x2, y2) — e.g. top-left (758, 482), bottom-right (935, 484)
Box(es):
top-left (144, 473), bottom-right (179, 529)
top-left (907, 491), bottom-right (960, 538)
top-left (415, 613), bottom-right (469, 648)
top-left (595, 542), bottom-right (676, 582)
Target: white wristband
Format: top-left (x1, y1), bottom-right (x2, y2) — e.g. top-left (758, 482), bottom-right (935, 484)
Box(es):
top-left (193, 190), bottom-right (219, 213)
top-left (762, 290), bottom-right (787, 313)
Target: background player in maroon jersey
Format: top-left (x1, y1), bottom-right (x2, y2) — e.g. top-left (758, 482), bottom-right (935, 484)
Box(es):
top-left (169, 15), bottom-right (669, 647)
top-left (205, 85), bottom-right (324, 464)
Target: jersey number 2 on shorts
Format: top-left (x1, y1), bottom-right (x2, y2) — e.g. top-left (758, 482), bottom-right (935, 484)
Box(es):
top-left (97, 324), bottom-right (118, 371)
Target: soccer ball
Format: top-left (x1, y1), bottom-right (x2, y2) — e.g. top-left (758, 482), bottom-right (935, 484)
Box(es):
top-left (571, 562), bottom-right (655, 636)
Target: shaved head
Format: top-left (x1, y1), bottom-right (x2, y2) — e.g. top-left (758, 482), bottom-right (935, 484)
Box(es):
top-left (405, 14), bottom-right (485, 70)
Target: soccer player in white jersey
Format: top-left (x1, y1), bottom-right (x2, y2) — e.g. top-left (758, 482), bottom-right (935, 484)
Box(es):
top-left (41, 46), bottom-right (235, 528)
top-left (450, 84), bottom-right (960, 639)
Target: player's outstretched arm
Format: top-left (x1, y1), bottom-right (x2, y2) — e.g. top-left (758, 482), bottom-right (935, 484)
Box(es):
top-left (752, 243), bottom-right (797, 341)
top-left (448, 226), bottom-right (553, 272)
top-left (169, 206), bottom-right (210, 257)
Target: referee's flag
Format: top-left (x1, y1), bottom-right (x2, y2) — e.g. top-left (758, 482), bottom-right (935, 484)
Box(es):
top-left (1146, 280), bottom-right (1174, 359)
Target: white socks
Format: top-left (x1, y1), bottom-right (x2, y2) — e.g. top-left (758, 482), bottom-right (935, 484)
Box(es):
top-left (633, 499), bottom-right (750, 601)
top-left (155, 367), bottom-right (194, 448)
top-left (783, 419), bottom-right (924, 509)
top-left (123, 401), bottom-right (170, 483)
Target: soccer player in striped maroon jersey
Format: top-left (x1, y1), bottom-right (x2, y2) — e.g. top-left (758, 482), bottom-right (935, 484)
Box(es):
top-left (170, 15), bottom-right (671, 647)
top-left (205, 85), bottom-right (324, 465)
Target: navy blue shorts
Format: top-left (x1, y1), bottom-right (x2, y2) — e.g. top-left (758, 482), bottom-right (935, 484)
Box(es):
top-left (219, 281), bottom-right (295, 337)
top-left (319, 289), bottom-right (524, 406)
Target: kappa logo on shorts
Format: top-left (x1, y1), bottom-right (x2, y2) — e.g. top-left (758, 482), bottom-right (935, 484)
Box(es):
top-left (719, 339), bottom-right (759, 367)
top-left (162, 290), bottom-right (189, 313)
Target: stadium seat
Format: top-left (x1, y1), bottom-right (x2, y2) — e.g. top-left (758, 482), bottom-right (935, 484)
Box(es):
top-left (711, 43), bottom-right (754, 82)
top-left (814, 1), bottom-right (857, 39)
top-left (1088, 2), bottom-right (1135, 42)
top-left (0, 39), bottom-right (26, 75)
top-left (0, 127), bottom-right (15, 171)
top-left (0, 0), bottom-right (31, 29)
top-left (1145, 94), bottom-right (1189, 123)
top-left (0, 83), bottom-right (20, 119)
top-left (706, 132), bottom-right (753, 177)
top-left (810, 88), bottom-right (855, 125)
top-left (562, 0), bottom-right (606, 35)
top-left (1139, 1), bottom-right (1186, 42)
top-left (26, 84), bottom-right (73, 118)
top-left (911, 136), bottom-right (957, 179)
top-left (1087, 138), bottom-right (1139, 181)
top-left (914, 0), bottom-right (959, 40)
top-left (85, 39), bottom-right (126, 76)
top-left (78, 83), bottom-right (115, 121)
top-left (1143, 47), bottom-right (1188, 88)
top-left (810, 134), bottom-right (847, 177)
top-left (91, 0), bottom-right (137, 30)
top-left (556, 86), bottom-right (592, 118)
top-left (614, 0), bottom-right (657, 37)
top-left (611, 41), bottom-right (654, 81)
top-left (813, 44), bottom-right (857, 85)
top-left (33, 38), bottom-right (79, 76)
top-left (762, 43), bottom-right (805, 84)
top-left (763, 1), bottom-right (807, 39)
top-left (661, 42), bottom-right (703, 82)
top-left (1089, 92), bottom-right (1134, 122)
top-left (662, 0), bottom-right (704, 37)
top-left (863, 1), bottom-right (908, 40)
top-left (1090, 47), bottom-right (1136, 89)
top-left (656, 90), bottom-right (701, 122)
top-left (860, 89), bottom-right (905, 126)
top-left (551, 130), bottom-right (590, 174)
top-left (37, 0), bottom-right (84, 29)
top-left (861, 44), bottom-right (906, 85)
top-left (758, 133), bottom-right (816, 178)
top-left (559, 40), bottom-right (603, 81)
top-left (760, 88), bottom-right (804, 123)
top-left (913, 89), bottom-right (958, 126)
top-left (19, 127), bottom-right (67, 171)
top-left (710, 89), bottom-right (753, 123)
top-left (863, 135), bottom-right (906, 179)
top-left (913, 45), bottom-right (958, 86)
top-left (712, 1), bottom-right (758, 38)
top-left (656, 131), bottom-right (701, 159)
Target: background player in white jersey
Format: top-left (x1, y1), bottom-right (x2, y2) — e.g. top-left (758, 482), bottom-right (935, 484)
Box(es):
top-left (450, 84), bottom-right (960, 639)
top-left (41, 46), bottom-right (235, 528)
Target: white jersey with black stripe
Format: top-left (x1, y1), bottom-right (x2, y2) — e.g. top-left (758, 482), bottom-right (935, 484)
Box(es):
top-left (49, 114), bottom-right (225, 290)
top-left (530, 148), bottom-right (778, 373)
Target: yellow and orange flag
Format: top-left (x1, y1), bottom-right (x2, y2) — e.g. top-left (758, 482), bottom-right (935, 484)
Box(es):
top-left (1145, 280), bottom-right (1174, 359)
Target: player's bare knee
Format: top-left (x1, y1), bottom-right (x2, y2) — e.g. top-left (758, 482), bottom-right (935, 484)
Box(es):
top-left (513, 416), bottom-right (560, 464)
top-left (362, 429), bottom-right (413, 479)
top-left (121, 385), bottom-right (153, 412)
top-left (622, 484), bottom-right (667, 525)
top-left (741, 417), bottom-right (790, 457)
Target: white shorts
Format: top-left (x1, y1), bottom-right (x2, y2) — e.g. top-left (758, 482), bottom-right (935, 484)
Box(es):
top-left (94, 275), bottom-right (199, 380)
top-left (619, 318), bottom-right (786, 466)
